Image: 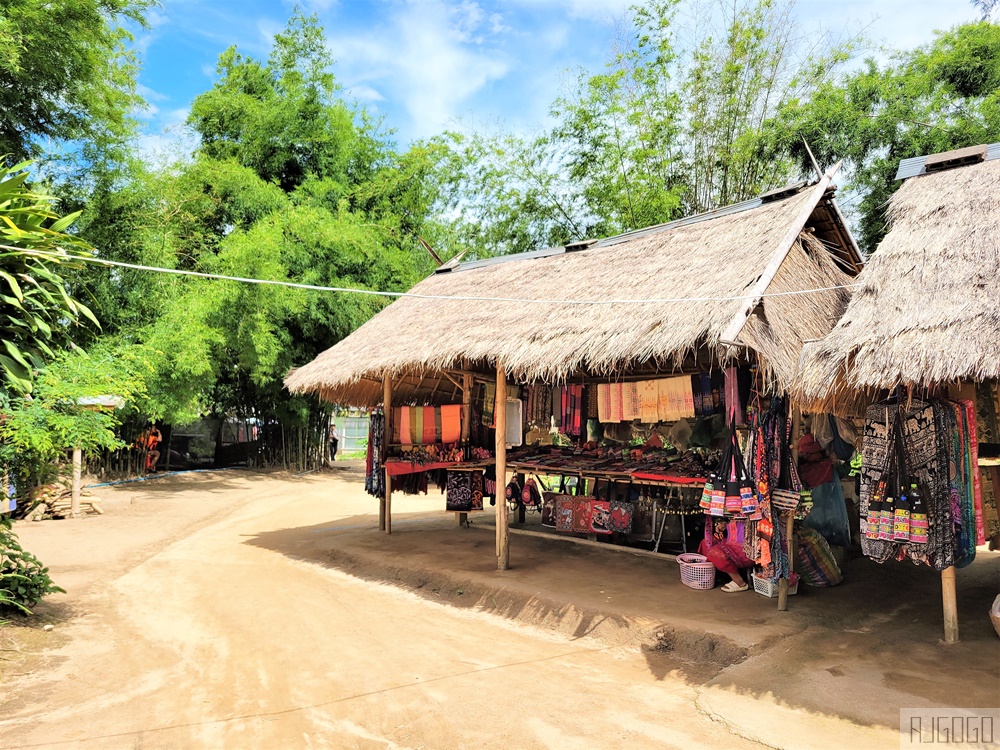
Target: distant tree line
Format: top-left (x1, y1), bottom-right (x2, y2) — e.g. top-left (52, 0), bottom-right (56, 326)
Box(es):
top-left (0, 0), bottom-right (998, 488)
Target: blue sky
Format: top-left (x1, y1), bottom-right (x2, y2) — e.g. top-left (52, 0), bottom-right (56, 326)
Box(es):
top-left (133, 0), bottom-right (980, 159)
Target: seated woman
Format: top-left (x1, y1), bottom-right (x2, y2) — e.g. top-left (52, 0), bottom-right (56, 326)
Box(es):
top-left (699, 518), bottom-right (753, 592)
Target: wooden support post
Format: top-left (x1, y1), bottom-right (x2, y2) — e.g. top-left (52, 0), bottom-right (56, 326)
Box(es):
top-left (381, 377), bottom-right (392, 533)
top-left (941, 566), bottom-right (959, 644)
top-left (71, 446), bottom-right (82, 519)
top-left (459, 373), bottom-right (473, 528)
top-left (495, 363), bottom-right (509, 571)
top-left (779, 407), bottom-right (802, 612)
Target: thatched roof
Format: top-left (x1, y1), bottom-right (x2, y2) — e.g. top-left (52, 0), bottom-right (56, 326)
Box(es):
top-left (287, 184), bottom-right (859, 407)
top-left (796, 151), bottom-right (1000, 415)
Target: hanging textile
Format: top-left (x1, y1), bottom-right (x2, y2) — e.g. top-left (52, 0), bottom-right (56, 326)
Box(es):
top-left (699, 373), bottom-right (714, 416)
top-left (609, 500), bottom-right (634, 533)
top-left (541, 493), bottom-right (557, 527)
top-left (657, 379), bottom-right (673, 422)
top-left (640, 381), bottom-right (659, 423)
top-left (555, 496), bottom-right (575, 531)
top-left (623, 382), bottom-right (642, 421)
top-left (483, 383), bottom-right (496, 426)
top-left (961, 399), bottom-right (984, 548)
top-left (679, 376), bottom-right (696, 419)
top-left (571, 498), bottom-right (592, 533)
top-left (860, 400), bottom-right (956, 571)
top-left (398, 406), bottom-right (410, 445)
top-left (610, 383), bottom-right (625, 423)
top-left (364, 411), bottom-right (385, 499)
top-left (421, 406), bottom-right (437, 445)
top-left (585, 385), bottom-right (599, 419)
top-left (446, 471), bottom-right (473, 511)
top-left (974, 382), bottom-right (1000, 547)
top-left (590, 499), bottom-right (613, 534)
top-left (598, 383), bottom-right (611, 423)
top-left (440, 405), bottom-right (463, 444)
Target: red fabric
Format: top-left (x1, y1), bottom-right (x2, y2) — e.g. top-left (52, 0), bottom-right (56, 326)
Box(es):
top-left (422, 406), bottom-right (436, 445)
top-left (630, 472), bottom-right (706, 484)
top-left (384, 460), bottom-right (457, 477)
top-left (797, 433), bottom-right (833, 488)
top-left (698, 539), bottom-right (753, 577)
top-left (440, 405), bottom-right (462, 444)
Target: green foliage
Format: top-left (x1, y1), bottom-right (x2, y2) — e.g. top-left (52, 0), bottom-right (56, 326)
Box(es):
top-left (0, 343), bottom-right (153, 491)
top-left (0, 0), bottom-right (152, 166)
top-left (770, 21), bottom-right (1000, 253)
top-left (0, 516), bottom-right (63, 613)
top-left (438, 0), bottom-right (861, 257)
top-left (189, 8), bottom-right (355, 192)
top-left (72, 10), bottom-right (442, 434)
top-left (0, 162), bottom-right (99, 397)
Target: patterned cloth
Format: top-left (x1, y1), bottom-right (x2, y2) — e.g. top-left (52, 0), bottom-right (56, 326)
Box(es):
top-left (590, 500), bottom-right (612, 534)
top-left (572, 498), bottom-right (592, 533)
top-left (975, 381), bottom-right (1000, 548)
top-left (555, 496), bottom-right (575, 532)
top-left (364, 411), bottom-right (385, 499)
top-left (861, 400), bottom-right (954, 571)
top-left (609, 500), bottom-right (634, 533)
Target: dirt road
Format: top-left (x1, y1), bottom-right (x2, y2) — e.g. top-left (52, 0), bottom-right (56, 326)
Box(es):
top-left (0, 468), bottom-right (897, 749)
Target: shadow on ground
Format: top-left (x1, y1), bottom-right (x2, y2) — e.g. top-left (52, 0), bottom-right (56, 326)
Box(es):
top-left (245, 504), bottom-right (1000, 729)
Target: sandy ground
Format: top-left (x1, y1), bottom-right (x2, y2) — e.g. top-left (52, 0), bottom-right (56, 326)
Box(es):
top-left (0, 465), bottom-right (981, 749)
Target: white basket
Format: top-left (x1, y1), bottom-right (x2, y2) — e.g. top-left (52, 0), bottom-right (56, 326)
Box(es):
top-left (751, 572), bottom-right (798, 598)
top-left (678, 553), bottom-right (716, 590)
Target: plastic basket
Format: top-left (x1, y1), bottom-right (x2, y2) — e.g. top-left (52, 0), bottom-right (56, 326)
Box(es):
top-left (751, 572), bottom-right (799, 598)
top-left (678, 553), bottom-right (716, 590)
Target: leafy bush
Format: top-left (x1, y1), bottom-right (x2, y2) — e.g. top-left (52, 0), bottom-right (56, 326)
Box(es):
top-left (0, 516), bottom-right (63, 613)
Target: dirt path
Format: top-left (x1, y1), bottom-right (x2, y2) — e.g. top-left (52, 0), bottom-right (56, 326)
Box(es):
top-left (0, 469), bottom-right (898, 749)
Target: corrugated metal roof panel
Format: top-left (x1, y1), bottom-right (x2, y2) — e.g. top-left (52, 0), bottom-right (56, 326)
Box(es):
top-left (895, 142), bottom-right (1000, 180)
top-left (439, 245), bottom-right (565, 274)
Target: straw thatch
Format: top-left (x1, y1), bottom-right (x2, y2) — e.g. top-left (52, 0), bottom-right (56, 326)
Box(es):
top-left (796, 157), bottom-right (1000, 415)
top-left (286, 187), bottom-right (856, 406)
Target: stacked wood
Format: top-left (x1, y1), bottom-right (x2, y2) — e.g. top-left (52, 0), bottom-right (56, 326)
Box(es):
top-left (30, 484), bottom-right (103, 520)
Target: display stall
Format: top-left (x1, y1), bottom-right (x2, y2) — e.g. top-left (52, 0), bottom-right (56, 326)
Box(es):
top-left (795, 144), bottom-right (1000, 642)
top-left (286, 168), bottom-right (862, 607)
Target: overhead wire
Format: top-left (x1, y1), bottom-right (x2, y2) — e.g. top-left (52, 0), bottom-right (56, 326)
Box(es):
top-left (19, 248), bottom-right (862, 306)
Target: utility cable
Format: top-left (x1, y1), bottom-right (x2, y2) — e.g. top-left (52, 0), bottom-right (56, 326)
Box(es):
top-left (18, 248), bottom-right (862, 306)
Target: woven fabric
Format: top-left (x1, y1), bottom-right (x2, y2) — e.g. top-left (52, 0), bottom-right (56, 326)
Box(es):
top-left (795, 526), bottom-right (843, 587)
top-left (555, 496), bottom-right (575, 532)
top-left (572, 498), bottom-right (593, 533)
top-left (590, 500), bottom-right (612, 534)
top-left (609, 500), bottom-right (634, 533)
top-left (446, 471), bottom-right (472, 511)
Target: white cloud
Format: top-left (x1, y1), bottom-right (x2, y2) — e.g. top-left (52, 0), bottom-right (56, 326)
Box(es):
top-left (504, 0), bottom-right (629, 23)
top-left (327, 0), bottom-right (510, 139)
top-left (348, 84), bottom-right (385, 102)
top-left (135, 106), bottom-right (196, 169)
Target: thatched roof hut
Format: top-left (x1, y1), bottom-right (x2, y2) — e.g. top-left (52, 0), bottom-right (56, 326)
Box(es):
top-left (796, 145), bottom-right (1000, 414)
top-left (286, 179), bottom-right (861, 406)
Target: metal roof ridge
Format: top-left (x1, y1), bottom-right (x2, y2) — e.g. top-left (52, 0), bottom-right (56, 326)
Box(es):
top-left (440, 181), bottom-right (814, 273)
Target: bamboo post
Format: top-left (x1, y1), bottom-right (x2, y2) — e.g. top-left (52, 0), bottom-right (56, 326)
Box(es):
top-left (71, 446), bottom-right (82, 519)
top-left (382, 376), bottom-right (393, 533)
top-left (941, 566), bottom-right (959, 644)
top-left (495, 363), bottom-right (509, 570)
top-left (459, 373), bottom-right (472, 528)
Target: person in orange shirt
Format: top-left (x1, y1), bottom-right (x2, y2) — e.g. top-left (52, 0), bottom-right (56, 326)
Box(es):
top-left (142, 426), bottom-right (162, 472)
